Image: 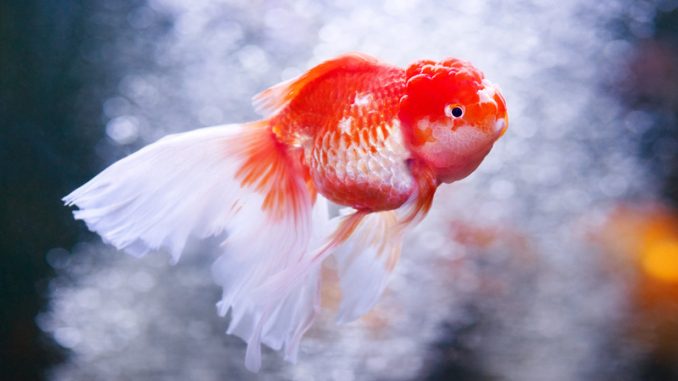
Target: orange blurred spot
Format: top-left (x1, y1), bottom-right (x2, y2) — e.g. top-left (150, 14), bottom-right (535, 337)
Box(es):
top-left (642, 240), bottom-right (678, 283)
top-left (449, 219), bottom-right (531, 253)
top-left (597, 203), bottom-right (678, 284)
top-left (450, 221), bottom-right (500, 248)
top-left (593, 202), bottom-right (678, 360)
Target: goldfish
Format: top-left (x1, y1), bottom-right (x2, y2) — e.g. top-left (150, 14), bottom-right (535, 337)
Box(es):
top-left (64, 53), bottom-right (508, 371)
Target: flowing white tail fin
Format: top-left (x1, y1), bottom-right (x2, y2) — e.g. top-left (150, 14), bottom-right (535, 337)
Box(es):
top-left (64, 121), bottom-right (322, 371)
top-left (211, 197), bottom-right (334, 370)
top-left (63, 122), bottom-right (312, 261)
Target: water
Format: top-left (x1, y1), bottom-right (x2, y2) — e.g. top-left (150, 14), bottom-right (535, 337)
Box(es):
top-left (22, 0), bottom-right (678, 380)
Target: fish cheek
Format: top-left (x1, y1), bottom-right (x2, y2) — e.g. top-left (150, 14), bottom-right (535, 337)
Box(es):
top-left (413, 124), bottom-right (436, 146)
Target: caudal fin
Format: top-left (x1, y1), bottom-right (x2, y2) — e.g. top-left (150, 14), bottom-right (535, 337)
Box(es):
top-left (211, 196), bottom-right (333, 370)
top-left (64, 121), bottom-right (320, 371)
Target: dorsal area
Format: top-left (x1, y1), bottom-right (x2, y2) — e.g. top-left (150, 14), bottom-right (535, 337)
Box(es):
top-left (257, 54), bottom-right (405, 146)
top-left (253, 53), bottom-right (383, 116)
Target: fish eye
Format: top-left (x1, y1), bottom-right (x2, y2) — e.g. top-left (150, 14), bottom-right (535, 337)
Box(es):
top-left (445, 104), bottom-right (464, 118)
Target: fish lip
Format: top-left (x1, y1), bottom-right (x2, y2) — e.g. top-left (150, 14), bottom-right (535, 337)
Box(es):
top-left (481, 79), bottom-right (508, 138)
top-left (494, 117), bottom-right (508, 137)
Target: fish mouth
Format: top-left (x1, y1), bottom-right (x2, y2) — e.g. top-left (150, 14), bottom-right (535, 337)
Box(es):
top-left (487, 81), bottom-right (508, 139)
top-left (494, 118), bottom-right (506, 137)
top-left (478, 79), bottom-right (509, 139)
top-left (495, 117), bottom-right (508, 137)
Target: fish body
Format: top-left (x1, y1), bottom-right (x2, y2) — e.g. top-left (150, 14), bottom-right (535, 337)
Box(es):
top-left (64, 53), bottom-right (508, 371)
top-left (259, 54), bottom-right (507, 212)
top-left (271, 57), bottom-right (410, 211)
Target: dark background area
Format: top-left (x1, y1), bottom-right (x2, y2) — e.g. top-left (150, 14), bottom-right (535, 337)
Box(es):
top-left (1, 1), bottom-right (101, 379)
top-left (1, 1), bottom-right (678, 380)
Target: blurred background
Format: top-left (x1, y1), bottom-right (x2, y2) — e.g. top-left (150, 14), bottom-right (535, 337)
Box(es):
top-left (1, 0), bottom-right (678, 380)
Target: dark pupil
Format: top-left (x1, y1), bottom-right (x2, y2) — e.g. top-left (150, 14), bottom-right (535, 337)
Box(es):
top-left (452, 107), bottom-right (463, 117)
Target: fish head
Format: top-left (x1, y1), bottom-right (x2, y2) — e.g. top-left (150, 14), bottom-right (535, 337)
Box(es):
top-left (399, 58), bottom-right (508, 184)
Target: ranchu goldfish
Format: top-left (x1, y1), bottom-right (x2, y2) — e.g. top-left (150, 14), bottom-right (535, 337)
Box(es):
top-left (64, 53), bottom-right (508, 371)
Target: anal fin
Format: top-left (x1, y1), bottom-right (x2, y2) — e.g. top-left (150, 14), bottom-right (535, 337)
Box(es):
top-left (332, 210), bottom-right (403, 323)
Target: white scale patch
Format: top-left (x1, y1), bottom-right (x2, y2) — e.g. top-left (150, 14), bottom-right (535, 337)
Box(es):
top-left (359, 119), bottom-right (414, 195)
top-left (477, 79), bottom-right (498, 105)
top-left (353, 92), bottom-right (373, 107)
top-left (338, 117), bottom-right (352, 134)
top-left (311, 119), bottom-right (415, 204)
top-left (417, 118), bottom-right (490, 154)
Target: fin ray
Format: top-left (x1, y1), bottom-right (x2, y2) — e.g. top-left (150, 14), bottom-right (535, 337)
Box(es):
top-left (212, 197), bottom-right (332, 371)
top-left (333, 210), bottom-right (404, 323)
